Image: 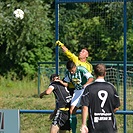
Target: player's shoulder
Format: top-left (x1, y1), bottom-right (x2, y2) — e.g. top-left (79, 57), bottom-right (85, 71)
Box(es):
top-left (85, 81), bottom-right (108, 88)
top-left (86, 61), bottom-right (92, 66)
top-left (85, 81), bottom-right (95, 88)
top-left (50, 81), bottom-right (64, 87)
top-left (64, 70), bottom-right (71, 79)
top-left (96, 81), bottom-right (115, 88)
top-left (106, 81), bottom-right (116, 89)
top-left (96, 81), bottom-right (117, 91)
top-left (77, 65), bottom-right (89, 72)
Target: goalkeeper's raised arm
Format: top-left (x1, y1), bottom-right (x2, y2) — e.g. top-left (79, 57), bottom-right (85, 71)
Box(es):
top-left (56, 40), bottom-right (68, 52)
top-left (56, 40), bottom-right (93, 73)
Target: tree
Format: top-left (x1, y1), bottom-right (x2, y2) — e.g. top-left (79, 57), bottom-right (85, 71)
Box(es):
top-left (58, 2), bottom-right (132, 61)
top-left (0, 1), bottom-right (133, 78)
top-left (0, 0), bottom-right (55, 78)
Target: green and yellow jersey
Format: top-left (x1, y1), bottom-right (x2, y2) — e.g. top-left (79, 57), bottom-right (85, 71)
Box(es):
top-left (64, 66), bottom-right (93, 90)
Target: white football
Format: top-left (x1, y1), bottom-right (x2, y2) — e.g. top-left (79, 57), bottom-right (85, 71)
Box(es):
top-left (13, 9), bottom-right (24, 19)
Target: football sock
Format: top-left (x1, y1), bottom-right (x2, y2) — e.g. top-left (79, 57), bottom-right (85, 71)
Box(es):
top-left (70, 114), bottom-right (77, 133)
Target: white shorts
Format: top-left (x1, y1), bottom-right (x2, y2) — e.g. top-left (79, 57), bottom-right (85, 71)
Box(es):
top-left (71, 89), bottom-right (84, 108)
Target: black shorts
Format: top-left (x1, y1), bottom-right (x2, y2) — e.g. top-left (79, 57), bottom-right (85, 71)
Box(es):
top-left (60, 118), bottom-right (70, 130)
top-left (68, 87), bottom-right (75, 96)
top-left (52, 109), bottom-right (70, 130)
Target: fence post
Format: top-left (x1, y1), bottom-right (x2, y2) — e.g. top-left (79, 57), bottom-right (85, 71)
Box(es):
top-left (38, 63), bottom-right (41, 96)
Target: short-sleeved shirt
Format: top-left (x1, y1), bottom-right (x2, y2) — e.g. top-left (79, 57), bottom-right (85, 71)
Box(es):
top-left (49, 81), bottom-right (72, 108)
top-left (49, 82), bottom-right (71, 130)
top-left (80, 79), bottom-right (120, 133)
top-left (64, 66), bottom-right (93, 90)
top-left (65, 50), bottom-right (93, 73)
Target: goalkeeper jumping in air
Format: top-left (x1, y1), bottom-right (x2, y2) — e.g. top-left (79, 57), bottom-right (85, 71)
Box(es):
top-left (56, 41), bottom-right (93, 73)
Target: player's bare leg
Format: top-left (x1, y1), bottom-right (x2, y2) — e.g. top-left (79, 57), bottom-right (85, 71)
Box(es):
top-left (50, 125), bottom-right (59, 133)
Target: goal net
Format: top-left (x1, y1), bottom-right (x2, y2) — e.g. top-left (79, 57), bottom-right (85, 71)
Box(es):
top-left (104, 64), bottom-right (133, 110)
top-left (38, 62), bottom-right (133, 108)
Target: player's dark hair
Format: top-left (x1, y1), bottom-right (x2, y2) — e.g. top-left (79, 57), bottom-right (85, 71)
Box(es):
top-left (50, 74), bottom-right (59, 81)
top-left (66, 60), bottom-right (76, 70)
top-left (94, 63), bottom-right (106, 77)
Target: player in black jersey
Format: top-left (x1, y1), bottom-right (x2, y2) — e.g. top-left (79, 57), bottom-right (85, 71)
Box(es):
top-left (80, 63), bottom-right (120, 133)
top-left (40, 74), bottom-right (72, 133)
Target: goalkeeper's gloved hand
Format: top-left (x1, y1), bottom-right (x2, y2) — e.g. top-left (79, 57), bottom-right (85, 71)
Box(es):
top-left (56, 40), bottom-right (64, 47)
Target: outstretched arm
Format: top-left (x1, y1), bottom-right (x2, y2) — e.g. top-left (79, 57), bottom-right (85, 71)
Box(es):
top-left (56, 40), bottom-right (79, 65)
top-left (40, 87), bottom-right (53, 98)
top-left (54, 79), bottom-right (68, 87)
top-left (56, 40), bottom-right (68, 52)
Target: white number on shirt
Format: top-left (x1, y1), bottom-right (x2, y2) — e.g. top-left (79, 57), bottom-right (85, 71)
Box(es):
top-left (98, 90), bottom-right (108, 108)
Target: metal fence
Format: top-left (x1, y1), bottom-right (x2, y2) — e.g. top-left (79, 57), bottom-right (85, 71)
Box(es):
top-left (20, 109), bottom-right (133, 133)
top-left (38, 61), bottom-right (133, 96)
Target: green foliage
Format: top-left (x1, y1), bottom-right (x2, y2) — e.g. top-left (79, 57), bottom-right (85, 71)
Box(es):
top-left (0, 0), bottom-right (55, 78)
top-left (0, 1), bottom-right (133, 78)
top-left (59, 3), bottom-right (125, 61)
top-left (127, 29), bottom-right (133, 60)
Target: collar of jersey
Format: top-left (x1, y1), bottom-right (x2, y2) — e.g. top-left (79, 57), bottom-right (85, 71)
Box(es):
top-left (95, 79), bottom-right (105, 82)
